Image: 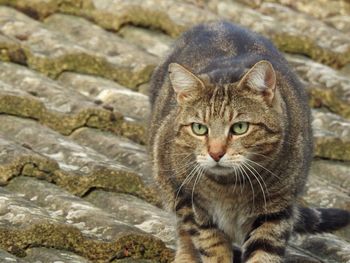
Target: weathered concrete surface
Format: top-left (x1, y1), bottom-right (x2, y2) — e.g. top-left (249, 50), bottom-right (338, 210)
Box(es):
top-left (3, 0), bottom-right (350, 68)
top-left (0, 7), bottom-right (156, 88)
top-left (312, 110), bottom-right (350, 161)
top-left (311, 159), bottom-right (350, 190)
top-left (85, 190), bottom-right (176, 247)
top-left (0, 221), bottom-right (172, 262)
top-left (0, 33), bottom-right (26, 64)
top-left (61, 0), bottom-right (218, 38)
top-left (0, 115), bottom-right (154, 202)
top-left (239, 0), bottom-right (350, 19)
top-left (325, 15), bottom-right (350, 34)
top-left (0, 61), bottom-right (121, 135)
top-left (0, 61), bottom-right (147, 143)
top-left (1, 178), bottom-right (173, 262)
top-left (304, 176), bottom-right (350, 240)
top-left (209, 1), bottom-right (350, 68)
top-left (286, 54), bottom-right (350, 119)
top-left (58, 72), bottom-right (150, 122)
top-left (306, 172), bottom-right (350, 219)
top-left (307, 160), bottom-right (350, 240)
top-left (0, 0), bottom-right (93, 20)
top-left (291, 233), bottom-right (350, 263)
top-left (119, 26), bottom-right (173, 58)
top-left (0, 1), bottom-right (349, 262)
top-left (44, 14), bottom-right (157, 88)
top-left (70, 128), bottom-right (153, 186)
top-left (0, 249), bottom-right (27, 262)
top-left (0, 0), bottom-right (218, 37)
top-left (0, 136), bottom-right (58, 184)
top-left (6, 177), bottom-right (143, 240)
top-left (24, 247), bottom-right (90, 263)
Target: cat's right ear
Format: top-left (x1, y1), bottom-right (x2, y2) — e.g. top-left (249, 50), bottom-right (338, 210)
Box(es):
top-left (168, 63), bottom-right (204, 103)
top-left (238, 60), bottom-right (277, 105)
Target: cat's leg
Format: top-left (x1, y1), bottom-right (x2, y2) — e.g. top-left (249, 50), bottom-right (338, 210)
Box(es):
top-left (242, 206), bottom-right (293, 263)
top-left (175, 200), bottom-right (233, 263)
top-left (191, 227), bottom-right (233, 263)
top-left (173, 228), bottom-right (198, 263)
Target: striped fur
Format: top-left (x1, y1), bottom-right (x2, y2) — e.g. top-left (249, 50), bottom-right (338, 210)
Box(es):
top-left (149, 21), bottom-right (350, 263)
top-left (294, 207), bottom-right (350, 234)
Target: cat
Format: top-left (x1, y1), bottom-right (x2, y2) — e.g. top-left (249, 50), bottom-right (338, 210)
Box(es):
top-left (149, 21), bottom-right (350, 263)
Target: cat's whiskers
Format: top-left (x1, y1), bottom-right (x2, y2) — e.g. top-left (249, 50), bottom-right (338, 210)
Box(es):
top-left (170, 152), bottom-right (194, 156)
top-left (157, 161), bottom-right (194, 172)
top-left (157, 153), bottom-right (194, 172)
top-left (191, 165), bottom-right (205, 209)
top-left (175, 163), bottom-right (200, 206)
top-left (241, 161), bottom-right (268, 213)
top-left (248, 152), bottom-right (275, 162)
top-left (156, 137), bottom-right (179, 147)
top-left (239, 164), bottom-right (256, 211)
top-left (244, 160), bottom-right (270, 200)
top-left (237, 165), bottom-right (246, 195)
top-left (232, 165), bottom-right (239, 193)
top-left (245, 158), bottom-right (282, 181)
top-left (146, 151), bottom-right (192, 165)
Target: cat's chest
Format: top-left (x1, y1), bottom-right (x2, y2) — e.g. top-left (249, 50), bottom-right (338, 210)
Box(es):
top-left (204, 186), bottom-right (252, 244)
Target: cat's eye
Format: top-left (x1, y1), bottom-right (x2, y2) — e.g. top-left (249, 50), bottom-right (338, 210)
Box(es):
top-left (231, 122), bottom-right (249, 135)
top-left (191, 123), bottom-right (208, 136)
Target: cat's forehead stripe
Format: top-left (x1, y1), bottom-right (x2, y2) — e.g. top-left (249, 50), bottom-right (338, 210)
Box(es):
top-left (197, 110), bottom-right (204, 121)
top-left (207, 86), bottom-right (235, 121)
top-left (219, 85), bottom-right (230, 118)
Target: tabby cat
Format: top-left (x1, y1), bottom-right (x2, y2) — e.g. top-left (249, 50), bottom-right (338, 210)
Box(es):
top-left (149, 21), bottom-right (350, 263)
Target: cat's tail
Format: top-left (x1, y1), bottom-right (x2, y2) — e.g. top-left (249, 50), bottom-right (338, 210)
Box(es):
top-left (294, 206), bottom-right (350, 234)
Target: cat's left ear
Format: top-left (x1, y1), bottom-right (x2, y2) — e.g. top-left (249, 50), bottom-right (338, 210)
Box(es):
top-left (239, 60), bottom-right (276, 105)
top-left (168, 63), bottom-right (204, 104)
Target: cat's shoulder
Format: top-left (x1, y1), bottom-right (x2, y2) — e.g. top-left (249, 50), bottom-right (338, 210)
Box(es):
top-left (182, 21), bottom-right (273, 48)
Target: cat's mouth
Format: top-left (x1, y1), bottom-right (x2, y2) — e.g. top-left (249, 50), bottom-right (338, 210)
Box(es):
top-left (206, 163), bottom-right (235, 175)
top-left (205, 165), bottom-right (248, 184)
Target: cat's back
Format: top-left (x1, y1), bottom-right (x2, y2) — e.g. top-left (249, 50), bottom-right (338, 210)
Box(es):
top-left (150, 21), bottom-right (290, 106)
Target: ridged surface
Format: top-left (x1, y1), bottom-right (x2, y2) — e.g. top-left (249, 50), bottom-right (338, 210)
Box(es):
top-left (0, 0), bottom-right (348, 262)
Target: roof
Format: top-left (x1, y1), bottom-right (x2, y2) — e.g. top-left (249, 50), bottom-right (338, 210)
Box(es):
top-left (0, 0), bottom-right (349, 262)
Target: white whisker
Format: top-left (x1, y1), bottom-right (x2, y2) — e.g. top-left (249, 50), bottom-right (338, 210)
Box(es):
top-left (240, 164), bottom-right (255, 211)
top-left (245, 158), bottom-right (281, 181)
top-left (242, 161), bottom-right (268, 213)
top-left (174, 163), bottom-right (200, 205)
top-left (248, 152), bottom-right (275, 161)
top-left (232, 165), bottom-right (239, 193)
top-left (191, 165), bottom-right (204, 208)
top-left (157, 161), bottom-right (195, 173)
top-left (238, 165), bottom-right (247, 194)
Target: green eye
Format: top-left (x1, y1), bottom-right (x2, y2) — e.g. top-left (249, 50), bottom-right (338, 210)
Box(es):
top-left (231, 122), bottom-right (249, 135)
top-left (191, 123), bottom-right (208, 136)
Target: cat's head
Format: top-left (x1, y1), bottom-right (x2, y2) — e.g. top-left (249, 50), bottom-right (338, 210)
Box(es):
top-left (169, 61), bottom-right (284, 177)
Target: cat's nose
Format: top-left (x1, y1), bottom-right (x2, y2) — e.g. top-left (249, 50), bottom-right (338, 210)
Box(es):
top-left (209, 151), bottom-right (225, 162)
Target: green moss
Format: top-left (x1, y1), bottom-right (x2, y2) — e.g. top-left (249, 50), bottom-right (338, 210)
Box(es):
top-left (118, 121), bottom-right (147, 145)
top-left (307, 88), bottom-right (350, 119)
top-left (0, 152), bottom-right (58, 185)
top-left (0, 0), bottom-right (93, 20)
top-left (314, 139), bottom-right (350, 161)
top-left (0, 41), bottom-right (27, 65)
top-left (3, 0), bottom-right (350, 69)
top-left (0, 223), bottom-right (173, 262)
top-left (0, 95), bottom-right (44, 119)
top-left (0, 93), bottom-right (145, 144)
top-left (25, 50), bottom-right (154, 89)
top-left (0, 0), bottom-right (57, 19)
top-left (52, 165), bottom-right (157, 204)
top-left (271, 33), bottom-right (349, 68)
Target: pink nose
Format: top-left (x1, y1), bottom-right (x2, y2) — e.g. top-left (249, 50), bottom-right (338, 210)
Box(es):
top-left (209, 151), bottom-right (225, 162)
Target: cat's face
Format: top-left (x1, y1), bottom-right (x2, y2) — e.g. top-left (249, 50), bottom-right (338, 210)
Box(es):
top-left (169, 61), bottom-right (284, 177)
